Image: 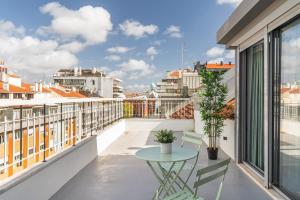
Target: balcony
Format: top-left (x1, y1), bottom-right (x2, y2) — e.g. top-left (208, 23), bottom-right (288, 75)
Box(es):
top-left (0, 98), bottom-right (273, 200)
top-left (50, 130), bottom-right (272, 200)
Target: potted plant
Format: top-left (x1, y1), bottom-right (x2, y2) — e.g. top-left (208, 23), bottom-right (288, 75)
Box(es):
top-left (198, 68), bottom-right (227, 160)
top-left (154, 129), bottom-right (176, 154)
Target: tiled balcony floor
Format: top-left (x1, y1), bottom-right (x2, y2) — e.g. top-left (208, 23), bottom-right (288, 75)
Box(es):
top-left (50, 131), bottom-right (272, 200)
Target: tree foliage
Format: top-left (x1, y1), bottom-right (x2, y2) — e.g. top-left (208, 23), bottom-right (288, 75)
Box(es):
top-left (198, 69), bottom-right (227, 149)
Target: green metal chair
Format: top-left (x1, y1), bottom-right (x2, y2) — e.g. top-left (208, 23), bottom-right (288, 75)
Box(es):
top-left (160, 131), bottom-right (203, 192)
top-left (162, 158), bottom-right (231, 200)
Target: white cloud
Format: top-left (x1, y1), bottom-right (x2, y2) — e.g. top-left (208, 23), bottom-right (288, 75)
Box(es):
top-left (146, 46), bottom-right (158, 60)
top-left (105, 55), bottom-right (121, 61)
top-left (58, 41), bottom-right (86, 53)
top-left (164, 25), bottom-right (183, 38)
top-left (119, 20), bottom-right (158, 39)
top-left (117, 59), bottom-right (155, 80)
top-left (207, 57), bottom-right (224, 64)
top-left (0, 20), bottom-right (78, 80)
top-left (0, 35), bottom-right (78, 77)
top-left (216, 0), bottom-right (242, 7)
top-left (108, 70), bottom-right (126, 79)
top-left (127, 84), bottom-right (149, 91)
top-left (225, 50), bottom-right (235, 59)
top-left (0, 20), bottom-right (25, 37)
top-left (206, 46), bottom-right (225, 57)
top-left (39, 2), bottom-right (113, 44)
top-left (107, 46), bottom-right (132, 54)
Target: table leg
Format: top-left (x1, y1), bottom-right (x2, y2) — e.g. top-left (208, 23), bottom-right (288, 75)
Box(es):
top-left (146, 161), bottom-right (175, 199)
top-left (160, 160), bottom-right (186, 198)
top-left (157, 163), bottom-right (177, 194)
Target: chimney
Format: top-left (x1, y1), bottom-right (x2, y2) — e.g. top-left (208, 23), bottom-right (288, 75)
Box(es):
top-left (79, 67), bottom-right (82, 75)
top-left (229, 61), bottom-right (232, 65)
top-left (35, 82), bottom-right (38, 92)
top-left (74, 67), bottom-right (78, 76)
top-left (39, 80), bottom-right (43, 92)
top-left (220, 61), bottom-right (223, 65)
top-left (92, 67), bottom-right (97, 74)
top-left (3, 80), bottom-right (9, 91)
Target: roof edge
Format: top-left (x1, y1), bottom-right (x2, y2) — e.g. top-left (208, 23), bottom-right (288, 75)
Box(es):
top-left (217, 0), bottom-right (275, 45)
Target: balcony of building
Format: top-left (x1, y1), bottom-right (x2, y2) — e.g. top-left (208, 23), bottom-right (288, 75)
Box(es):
top-left (0, 98), bottom-right (274, 200)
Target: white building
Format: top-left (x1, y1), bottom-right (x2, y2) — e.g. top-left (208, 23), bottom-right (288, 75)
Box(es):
top-left (53, 67), bottom-right (123, 98)
top-left (156, 68), bottom-right (201, 98)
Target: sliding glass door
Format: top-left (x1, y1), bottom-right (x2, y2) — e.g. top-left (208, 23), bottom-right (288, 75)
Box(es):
top-left (273, 17), bottom-right (300, 199)
top-left (240, 41), bottom-right (264, 173)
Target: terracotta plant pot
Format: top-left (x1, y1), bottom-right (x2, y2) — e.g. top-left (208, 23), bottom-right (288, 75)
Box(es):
top-left (160, 143), bottom-right (172, 154)
top-left (207, 147), bottom-right (218, 160)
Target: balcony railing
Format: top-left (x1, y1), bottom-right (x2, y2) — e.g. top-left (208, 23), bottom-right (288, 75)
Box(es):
top-left (0, 98), bottom-right (193, 181)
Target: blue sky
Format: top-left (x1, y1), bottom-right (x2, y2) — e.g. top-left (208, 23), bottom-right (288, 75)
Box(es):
top-left (0, 0), bottom-right (240, 91)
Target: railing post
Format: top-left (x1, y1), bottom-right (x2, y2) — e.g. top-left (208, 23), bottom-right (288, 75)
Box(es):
top-left (90, 101), bottom-right (93, 136)
top-left (11, 114), bottom-right (16, 176)
top-left (73, 103), bottom-right (76, 146)
top-left (102, 102), bottom-right (105, 129)
top-left (114, 100), bottom-right (116, 121)
top-left (60, 103), bottom-right (63, 148)
top-left (4, 116), bottom-right (7, 174)
top-left (33, 113), bottom-right (36, 160)
top-left (36, 112), bottom-right (40, 162)
top-left (43, 104), bottom-right (46, 162)
top-left (20, 105), bottom-right (23, 166)
top-left (8, 116), bottom-right (13, 176)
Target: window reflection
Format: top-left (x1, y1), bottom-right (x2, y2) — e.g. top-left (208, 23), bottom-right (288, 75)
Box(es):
top-left (280, 18), bottom-right (300, 199)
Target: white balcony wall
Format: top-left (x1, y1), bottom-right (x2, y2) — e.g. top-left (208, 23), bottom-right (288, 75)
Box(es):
top-left (194, 110), bottom-right (235, 160)
top-left (0, 118), bottom-right (193, 200)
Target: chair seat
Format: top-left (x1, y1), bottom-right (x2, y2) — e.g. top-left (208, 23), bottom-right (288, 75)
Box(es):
top-left (162, 190), bottom-right (204, 200)
top-left (160, 162), bottom-right (194, 172)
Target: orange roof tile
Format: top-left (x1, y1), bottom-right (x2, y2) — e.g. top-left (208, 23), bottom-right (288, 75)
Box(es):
top-left (8, 73), bottom-right (20, 78)
top-left (281, 88), bottom-right (290, 94)
top-left (289, 88), bottom-right (300, 94)
top-left (0, 81), bottom-right (32, 93)
top-left (169, 71), bottom-right (180, 78)
top-left (49, 87), bottom-right (86, 98)
top-left (21, 83), bottom-right (34, 93)
top-left (206, 63), bottom-right (235, 69)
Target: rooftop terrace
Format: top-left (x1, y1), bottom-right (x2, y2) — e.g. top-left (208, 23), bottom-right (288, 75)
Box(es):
top-left (50, 130), bottom-right (271, 200)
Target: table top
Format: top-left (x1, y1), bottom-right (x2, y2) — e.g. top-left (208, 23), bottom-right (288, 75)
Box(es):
top-left (135, 146), bottom-right (198, 162)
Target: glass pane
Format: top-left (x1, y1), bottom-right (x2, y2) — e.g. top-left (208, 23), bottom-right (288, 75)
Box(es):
top-left (280, 18), bottom-right (300, 199)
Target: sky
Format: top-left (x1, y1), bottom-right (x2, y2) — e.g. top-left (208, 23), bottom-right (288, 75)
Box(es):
top-left (0, 0), bottom-right (241, 91)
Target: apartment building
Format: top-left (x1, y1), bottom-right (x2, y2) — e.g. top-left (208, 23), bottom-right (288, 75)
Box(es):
top-left (113, 78), bottom-right (124, 98)
top-left (0, 66), bottom-right (34, 100)
top-left (156, 68), bottom-right (201, 98)
top-left (53, 67), bottom-right (123, 98)
top-left (155, 62), bottom-right (235, 98)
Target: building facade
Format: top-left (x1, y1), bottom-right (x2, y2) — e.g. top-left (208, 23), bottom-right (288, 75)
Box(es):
top-left (0, 66), bottom-right (34, 100)
top-left (217, 1), bottom-right (300, 199)
top-left (53, 67), bottom-right (123, 98)
top-left (156, 68), bottom-right (201, 98)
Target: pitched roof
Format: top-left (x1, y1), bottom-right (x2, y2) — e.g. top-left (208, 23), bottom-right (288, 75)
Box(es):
top-left (8, 73), bottom-right (20, 78)
top-left (49, 87), bottom-right (86, 98)
top-left (281, 88), bottom-right (290, 94)
top-left (206, 63), bottom-right (235, 69)
top-left (0, 81), bottom-right (33, 93)
top-left (289, 88), bottom-right (300, 94)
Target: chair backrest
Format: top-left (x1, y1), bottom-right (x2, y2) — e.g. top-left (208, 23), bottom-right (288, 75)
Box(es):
top-left (193, 158), bottom-right (231, 200)
top-left (181, 131), bottom-right (202, 150)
